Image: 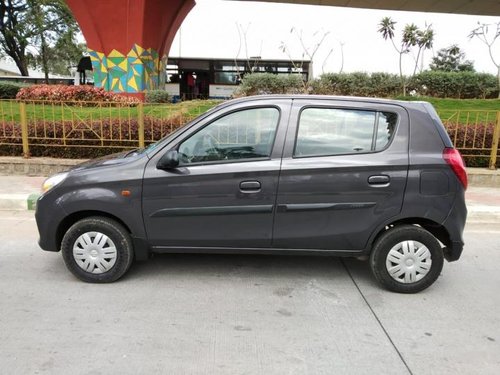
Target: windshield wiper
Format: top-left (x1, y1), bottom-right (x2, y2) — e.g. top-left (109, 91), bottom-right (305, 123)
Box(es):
top-left (124, 148), bottom-right (140, 157)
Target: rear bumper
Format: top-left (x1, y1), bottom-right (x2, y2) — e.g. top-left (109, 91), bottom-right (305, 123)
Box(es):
top-left (441, 188), bottom-right (467, 262)
top-left (444, 241), bottom-right (464, 262)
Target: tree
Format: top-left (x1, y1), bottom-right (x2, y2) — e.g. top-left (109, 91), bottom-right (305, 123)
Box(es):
top-left (279, 27), bottom-right (333, 83)
top-left (469, 22), bottom-right (500, 98)
top-left (28, 0), bottom-right (83, 82)
top-left (0, 0), bottom-right (30, 75)
top-left (412, 25), bottom-right (434, 75)
top-left (429, 45), bottom-right (475, 72)
top-left (378, 17), bottom-right (434, 95)
top-left (0, 0), bottom-right (83, 80)
top-left (234, 22), bottom-right (263, 75)
top-left (28, 32), bottom-right (86, 77)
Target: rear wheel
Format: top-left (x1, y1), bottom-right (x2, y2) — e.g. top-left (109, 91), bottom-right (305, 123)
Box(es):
top-left (61, 217), bottom-right (134, 283)
top-left (370, 225), bottom-right (444, 293)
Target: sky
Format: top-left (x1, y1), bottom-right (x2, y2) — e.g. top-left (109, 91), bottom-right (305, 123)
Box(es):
top-left (168, 0), bottom-right (500, 78)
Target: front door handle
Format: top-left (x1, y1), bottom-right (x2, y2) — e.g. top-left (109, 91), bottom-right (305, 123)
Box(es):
top-left (368, 175), bottom-right (390, 185)
top-left (240, 180), bottom-right (261, 192)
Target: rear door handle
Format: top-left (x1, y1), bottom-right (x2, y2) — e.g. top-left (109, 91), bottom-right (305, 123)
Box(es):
top-left (240, 180), bottom-right (261, 192)
top-left (368, 175), bottom-right (390, 185)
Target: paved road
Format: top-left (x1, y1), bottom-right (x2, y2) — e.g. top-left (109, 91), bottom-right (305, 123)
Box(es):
top-left (0, 211), bottom-right (499, 375)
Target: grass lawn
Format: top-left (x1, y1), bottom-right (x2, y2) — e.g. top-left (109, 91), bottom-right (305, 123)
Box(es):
top-left (399, 96), bottom-right (499, 112)
top-left (399, 96), bottom-right (499, 123)
top-left (0, 99), bottom-right (222, 124)
top-left (0, 97), bottom-right (497, 125)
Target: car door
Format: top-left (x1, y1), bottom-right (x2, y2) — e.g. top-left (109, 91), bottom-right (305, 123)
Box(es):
top-left (142, 99), bottom-right (291, 249)
top-left (273, 98), bottom-right (409, 251)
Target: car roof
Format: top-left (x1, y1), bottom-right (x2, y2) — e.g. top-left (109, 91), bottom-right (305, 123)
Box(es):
top-left (220, 94), bottom-right (428, 111)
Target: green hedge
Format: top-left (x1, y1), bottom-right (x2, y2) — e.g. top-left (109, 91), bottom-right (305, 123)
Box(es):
top-left (0, 81), bottom-right (29, 99)
top-left (235, 73), bottom-right (305, 96)
top-left (310, 71), bottom-right (498, 99)
top-left (408, 71), bottom-right (498, 99)
top-left (145, 90), bottom-right (170, 103)
top-left (310, 72), bottom-right (401, 97)
top-left (237, 71), bottom-right (498, 99)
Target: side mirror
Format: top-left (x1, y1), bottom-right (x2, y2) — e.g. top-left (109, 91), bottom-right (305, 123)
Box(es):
top-left (157, 150), bottom-right (179, 170)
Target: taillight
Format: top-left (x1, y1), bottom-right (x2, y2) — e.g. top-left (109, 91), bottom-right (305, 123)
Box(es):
top-left (443, 148), bottom-right (468, 190)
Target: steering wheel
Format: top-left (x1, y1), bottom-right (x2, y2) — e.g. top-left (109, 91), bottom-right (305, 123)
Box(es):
top-left (190, 134), bottom-right (221, 162)
top-left (178, 147), bottom-right (192, 163)
top-left (205, 133), bottom-right (220, 150)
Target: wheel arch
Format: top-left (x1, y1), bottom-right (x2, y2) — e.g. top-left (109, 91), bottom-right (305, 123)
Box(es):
top-left (369, 217), bottom-right (452, 252)
top-left (369, 223), bottom-right (444, 293)
top-left (56, 210), bottom-right (133, 252)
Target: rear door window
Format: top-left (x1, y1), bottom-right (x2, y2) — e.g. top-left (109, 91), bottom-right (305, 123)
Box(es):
top-left (294, 107), bottom-right (397, 157)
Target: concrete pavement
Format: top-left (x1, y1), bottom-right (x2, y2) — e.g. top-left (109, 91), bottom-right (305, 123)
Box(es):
top-left (0, 211), bottom-right (498, 374)
top-left (0, 159), bottom-right (498, 374)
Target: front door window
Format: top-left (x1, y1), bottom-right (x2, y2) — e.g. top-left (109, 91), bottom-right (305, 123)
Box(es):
top-left (178, 107), bottom-right (280, 164)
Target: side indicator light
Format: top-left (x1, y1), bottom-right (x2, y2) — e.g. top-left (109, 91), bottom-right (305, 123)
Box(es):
top-left (121, 190), bottom-right (131, 197)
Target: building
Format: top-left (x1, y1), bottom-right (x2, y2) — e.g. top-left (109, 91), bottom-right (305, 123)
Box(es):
top-left (0, 58), bottom-right (74, 85)
top-left (165, 57), bottom-right (311, 100)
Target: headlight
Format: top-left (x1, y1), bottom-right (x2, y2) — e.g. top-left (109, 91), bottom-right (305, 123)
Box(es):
top-left (41, 172), bottom-right (68, 194)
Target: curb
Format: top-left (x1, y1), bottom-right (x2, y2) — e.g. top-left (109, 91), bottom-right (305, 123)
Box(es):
top-left (466, 205), bottom-right (500, 224)
top-left (27, 193), bottom-right (39, 211)
top-left (468, 170), bottom-right (500, 188)
top-left (0, 157), bottom-right (86, 177)
top-left (0, 193), bottom-right (40, 211)
top-left (0, 193), bottom-right (31, 210)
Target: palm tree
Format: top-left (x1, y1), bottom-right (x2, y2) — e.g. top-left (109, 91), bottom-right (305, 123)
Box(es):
top-left (378, 17), bottom-right (408, 95)
top-left (378, 18), bottom-right (434, 96)
top-left (413, 26), bottom-right (434, 75)
top-left (378, 17), bottom-right (396, 41)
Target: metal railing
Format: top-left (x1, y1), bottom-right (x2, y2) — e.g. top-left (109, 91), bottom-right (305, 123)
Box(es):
top-left (0, 100), bottom-right (499, 169)
top-left (440, 110), bottom-right (500, 169)
top-left (0, 99), bottom-right (220, 158)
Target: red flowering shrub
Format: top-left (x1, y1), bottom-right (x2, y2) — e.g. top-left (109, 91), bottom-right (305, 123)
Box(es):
top-left (0, 116), bottom-right (188, 159)
top-left (1, 115), bottom-right (497, 167)
top-left (16, 85), bottom-right (140, 105)
top-left (445, 122), bottom-right (498, 168)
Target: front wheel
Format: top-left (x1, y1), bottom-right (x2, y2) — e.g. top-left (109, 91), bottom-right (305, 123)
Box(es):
top-left (370, 225), bottom-right (444, 293)
top-left (61, 217), bottom-right (134, 283)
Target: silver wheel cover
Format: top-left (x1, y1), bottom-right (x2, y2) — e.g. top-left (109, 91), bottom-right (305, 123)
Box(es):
top-left (385, 240), bottom-right (432, 283)
top-left (73, 231), bottom-right (117, 274)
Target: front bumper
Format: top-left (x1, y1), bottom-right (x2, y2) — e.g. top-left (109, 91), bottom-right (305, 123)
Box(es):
top-left (35, 194), bottom-right (67, 252)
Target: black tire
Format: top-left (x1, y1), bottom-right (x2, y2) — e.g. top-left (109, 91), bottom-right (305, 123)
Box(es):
top-left (370, 225), bottom-right (444, 293)
top-left (61, 217), bottom-right (134, 283)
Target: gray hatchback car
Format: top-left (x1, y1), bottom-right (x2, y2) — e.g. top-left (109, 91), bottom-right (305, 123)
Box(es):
top-left (36, 95), bottom-right (467, 293)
